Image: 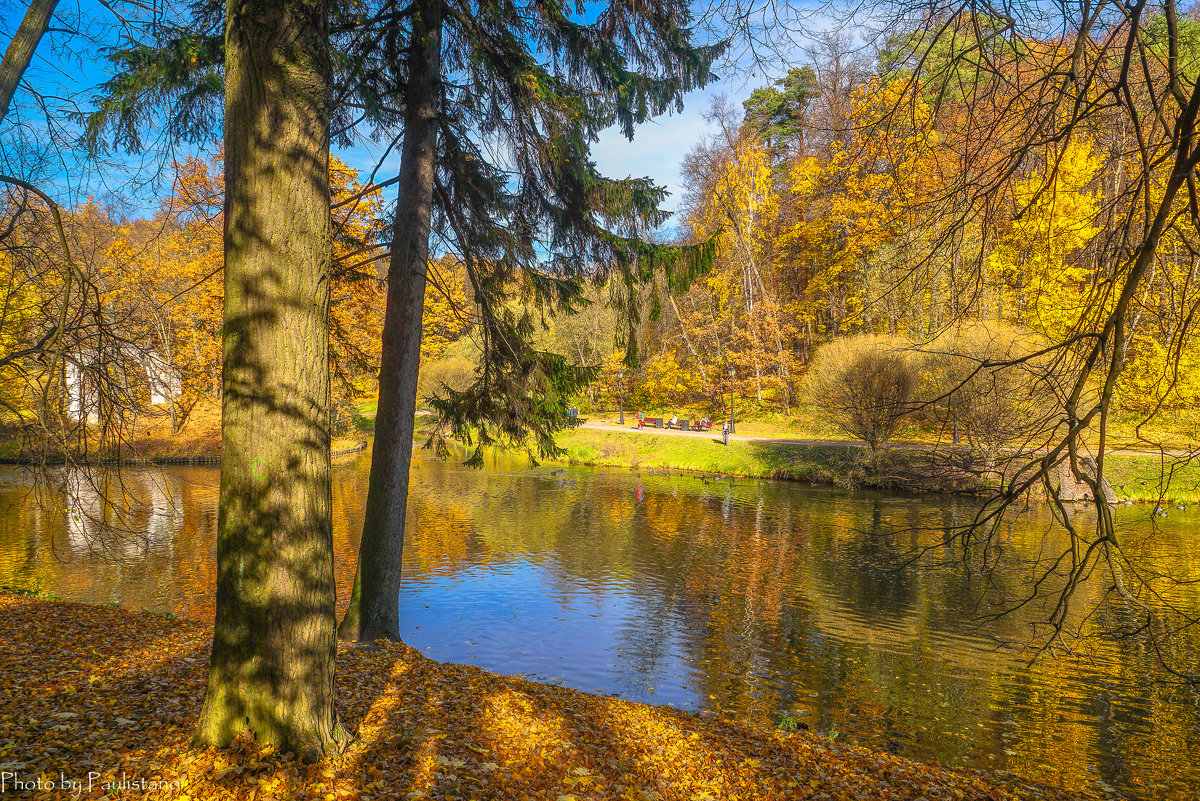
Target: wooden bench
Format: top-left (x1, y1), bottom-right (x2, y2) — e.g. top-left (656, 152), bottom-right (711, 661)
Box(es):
top-left (639, 417), bottom-right (663, 428)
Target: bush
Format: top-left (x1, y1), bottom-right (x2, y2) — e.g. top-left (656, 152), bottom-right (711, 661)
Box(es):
top-left (417, 338), bottom-right (478, 406)
top-left (921, 321), bottom-right (1052, 461)
top-left (805, 335), bottom-right (921, 454)
top-left (330, 395), bottom-right (358, 436)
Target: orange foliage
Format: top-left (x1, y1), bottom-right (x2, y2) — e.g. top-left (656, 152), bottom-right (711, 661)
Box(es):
top-left (123, 151), bottom-right (387, 430)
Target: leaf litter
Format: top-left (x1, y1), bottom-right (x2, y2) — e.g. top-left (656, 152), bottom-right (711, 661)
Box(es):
top-left (0, 595), bottom-right (1095, 800)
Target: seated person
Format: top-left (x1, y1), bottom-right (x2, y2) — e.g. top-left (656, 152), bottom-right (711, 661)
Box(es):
top-left (669, 414), bottom-right (679, 428)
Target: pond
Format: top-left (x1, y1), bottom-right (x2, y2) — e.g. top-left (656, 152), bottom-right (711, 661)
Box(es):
top-left (0, 447), bottom-right (1197, 800)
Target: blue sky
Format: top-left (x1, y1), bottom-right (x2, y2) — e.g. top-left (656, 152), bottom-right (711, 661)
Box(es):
top-left (334, 81), bottom-right (733, 234)
top-left (1, 0), bottom-right (806, 224)
top-left (590, 93), bottom-right (714, 216)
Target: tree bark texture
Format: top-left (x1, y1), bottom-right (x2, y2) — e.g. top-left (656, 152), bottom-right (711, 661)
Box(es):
top-left (0, 0), bottom-right (59, 123)
top-left (194, 0), bottom-right (345, 759)
top-left (339, 0), bottom-right (443, 643)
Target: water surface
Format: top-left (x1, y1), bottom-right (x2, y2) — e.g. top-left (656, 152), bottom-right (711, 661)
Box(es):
top-left (1, 449), bottom-right (1197, 799)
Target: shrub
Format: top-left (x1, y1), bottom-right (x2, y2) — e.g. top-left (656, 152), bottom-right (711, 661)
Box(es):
top-left (805, 335), bottom-right (921, 454)
top-left (921, 321), bottom-right (1053, 463)
top-left (417, 337), bottom-right (481, 408)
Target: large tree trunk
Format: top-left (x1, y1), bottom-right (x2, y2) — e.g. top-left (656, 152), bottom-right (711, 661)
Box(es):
top-left (339, 0), bottom-right (442, 643)
top-left (194, 0), bottom-right (346, 760)
top-left (0, 0), bottom-right (58, 123)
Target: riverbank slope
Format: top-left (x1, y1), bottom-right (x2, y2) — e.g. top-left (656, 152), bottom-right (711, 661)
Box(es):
top-left (0, 594), bottom-right (1089, 800)
top-left (543, 423), bottom-right (1200, 504)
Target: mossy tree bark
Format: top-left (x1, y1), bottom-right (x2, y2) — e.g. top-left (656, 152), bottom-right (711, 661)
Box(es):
top-left (194, 0), bottom-right (347, 760)
top-left (338, 0), bottom-right (442, 644)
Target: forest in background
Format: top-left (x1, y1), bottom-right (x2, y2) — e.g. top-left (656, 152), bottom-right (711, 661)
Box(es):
top-left (0, 152), bottom-right (386, 450)
top-left (429, 25), bottom-right (1200, 454)
top-left (6, 21), bottom-right (1200, 458)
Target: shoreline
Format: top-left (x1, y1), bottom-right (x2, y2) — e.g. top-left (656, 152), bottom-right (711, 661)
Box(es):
top-left (533, 424), bottom-right (1196, 504)
top-left (0, 437), bottom-right (369, 466)
top-left (0, 592), bottom-right (1093, 800)
top-left (5, 414), bottom-right (1194, 504)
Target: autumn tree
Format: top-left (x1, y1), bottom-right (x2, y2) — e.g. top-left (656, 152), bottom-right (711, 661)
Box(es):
top-left (861, 0), bottom-right (1200, 667)
top-left (190, 0), bottom-right (347, 757)
top-left (1, 2), bottom-right (91, 454)
top-left (144, 152), bottom-right (385, 432)
top-left (686, 107), bottom-right (794, 408)
top-left (0, 187), bottom-right (160, 461)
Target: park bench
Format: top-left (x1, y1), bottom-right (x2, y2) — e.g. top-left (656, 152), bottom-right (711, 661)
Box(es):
top-left (640, 417), bottom-right (663, 428)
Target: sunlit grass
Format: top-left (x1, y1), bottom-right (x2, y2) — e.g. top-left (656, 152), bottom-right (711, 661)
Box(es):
top-left (353, 397), bottom-right (378, 418)
top-left (328, 401), bottom-right (1200, 503)
top-left (550, 427), bottom-right (1200, 503)
top-left (1104, 454), bottom-right (1200, 504)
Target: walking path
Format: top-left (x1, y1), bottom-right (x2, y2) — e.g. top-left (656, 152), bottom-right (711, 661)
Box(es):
top-left (580, 419), bottom-right (872, 448)
top-left (578, 419), bottom-right (1195, 458)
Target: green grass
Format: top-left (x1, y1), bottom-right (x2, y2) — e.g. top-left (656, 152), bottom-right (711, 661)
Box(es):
top-left (1103, 453), bottom-right (1200, 504)
top-left (554, 427), bottom-right (814, 477)
top-left (341, 401), bottom-right (1200, 503)
top-left (549, 428), bottom-right (988, 494)
top-left (596, 407), bottom-right (843, 441)
top-left (352, 398), bottom-right (379, 431)
top-left (551, 428), bottom-right (1200, 503)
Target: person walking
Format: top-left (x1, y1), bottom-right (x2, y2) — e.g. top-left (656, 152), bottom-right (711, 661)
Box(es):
top-left (636, 409), bottom-right (645, 429)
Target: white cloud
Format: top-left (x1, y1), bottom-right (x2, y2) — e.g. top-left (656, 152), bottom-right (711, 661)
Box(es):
top-left (590, 81), bottom-right (756, 237)
top-left (589, 91), bottom-right (714, 213)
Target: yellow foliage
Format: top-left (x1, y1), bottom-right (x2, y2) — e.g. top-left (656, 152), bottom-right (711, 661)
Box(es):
top-left (0, 251), bottom-right (38, 419)
top-left (988, 140), bottom-right (1102, 339)
top-left (638, 349), bottom-right (704, 405)
top-left (422, 256), bottom-right (471, 359)
top-left (150, 152), bottom-right (386, 421)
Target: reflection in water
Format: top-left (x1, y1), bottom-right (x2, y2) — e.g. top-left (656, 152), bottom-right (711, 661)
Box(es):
top-left (1, 451), bottom-right (1198, 799)
top-left (64, 469), bottom-right (184, 558)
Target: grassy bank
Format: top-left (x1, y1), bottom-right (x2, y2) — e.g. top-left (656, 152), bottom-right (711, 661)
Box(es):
top-left (551, 428), bottom-right (987, 494)
top-left (546, 426), bottom-right (1200, 504)
top-left (0, 593), bottom-right (1089, 800)
top-left (1103, 453), bottom-right (1200, 504)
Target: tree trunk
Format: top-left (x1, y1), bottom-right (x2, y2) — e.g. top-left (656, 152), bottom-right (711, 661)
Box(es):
top-left (339, 0), bottom-right (442, 643)
top-left (194, 0), bottom-right (345, 760)
top-left (0, 0), bottom-right (58, 123)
